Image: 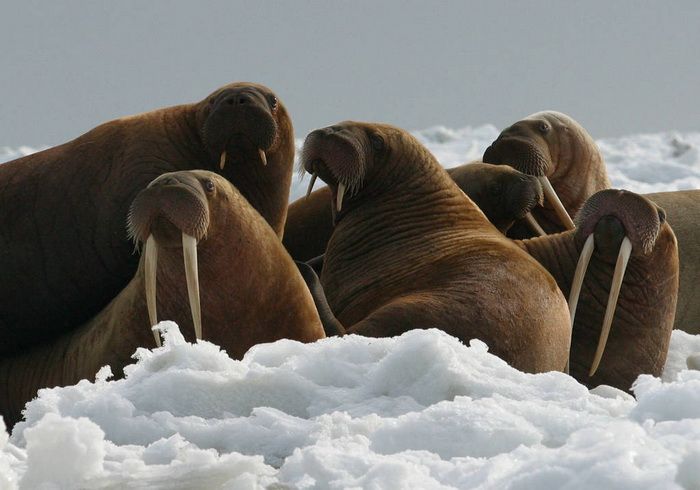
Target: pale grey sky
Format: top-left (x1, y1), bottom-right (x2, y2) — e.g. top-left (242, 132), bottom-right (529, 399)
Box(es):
top-left (1, 1), bottom-right (699, 147)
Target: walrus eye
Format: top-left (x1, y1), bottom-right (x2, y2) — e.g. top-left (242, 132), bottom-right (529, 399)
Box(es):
top-left (539, 122), bottom-right (551, 134)
top-left (658, 208), bottom-right (666, 224)
top-left (204, 180), bottom-right (215, 193)
top-left (370, 134), bottom-right (385, 152)
top-left (268, 95), bottom-right (278, 111)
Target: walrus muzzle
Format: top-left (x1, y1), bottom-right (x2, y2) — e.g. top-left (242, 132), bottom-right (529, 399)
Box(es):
top-left (202, 87), bottom-right (277, 171)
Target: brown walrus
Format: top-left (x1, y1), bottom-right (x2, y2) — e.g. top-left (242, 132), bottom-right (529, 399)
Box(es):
top-left (301, 121), bottom-right (572, 373)
top-left (0, 82), bottom-right (294, 355)
top-left (482, 112), bottom-right (698, 337)
top-left (0, 170), bottom-right (325, 427)
top-left (520, 189), bottom-right (678, 389)
top-left (284, 161), bottom-right (543, 262)
top-left (482, 111), bottom-right (610, 237)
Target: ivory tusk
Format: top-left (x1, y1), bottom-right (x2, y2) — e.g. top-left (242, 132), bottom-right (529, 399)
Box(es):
top-left (306, 172), bottom-right (318, 199)
top-left (566, 233), bottom-right (595, 373)
top-left (589, 236), bottom-right (633, 377)
top-left (182, 233), bottom-right (203, 341)
top-left (219, 151), bottom-right (227, 170)
top-left (258, 148), bottom-right (267, 166)
top-left (336, 182), bottom-right (346, 213)
top-left (539, 176), bottom-right (576, 230)
top-left (144, 235), bottom-right (161, 347)
top-left (523, 212), bottom-right (546, 236)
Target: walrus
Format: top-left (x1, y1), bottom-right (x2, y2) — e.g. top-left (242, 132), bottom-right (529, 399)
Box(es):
top-left (284, 161), bottom-right (544, 262)
top-left (0, 82), bottom-right (294, 355)
top-left (482, 112), bottom-right (699, 337)
top-left (519, 189), bottom-right (678, 389)
top-left (300, 121), bottom-right (572, 373)
top-left (482, 111), bottom-right (610, 237)
top-left (0, 170), bottom-right (325, 427)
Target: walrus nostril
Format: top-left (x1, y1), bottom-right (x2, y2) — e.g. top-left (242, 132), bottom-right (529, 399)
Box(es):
top-left (237, 94), bottom-right (252, 105)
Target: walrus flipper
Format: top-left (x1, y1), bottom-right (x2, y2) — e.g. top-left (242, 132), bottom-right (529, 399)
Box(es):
top-left (295, 260), bottom-right (345, 336)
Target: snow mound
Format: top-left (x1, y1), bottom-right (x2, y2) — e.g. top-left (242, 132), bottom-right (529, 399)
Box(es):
top-left (2, 325), bottom-right (700, 488)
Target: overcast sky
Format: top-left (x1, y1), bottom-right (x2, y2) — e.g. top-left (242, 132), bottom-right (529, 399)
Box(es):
top-left (1, 1), bottom-right (699, 147)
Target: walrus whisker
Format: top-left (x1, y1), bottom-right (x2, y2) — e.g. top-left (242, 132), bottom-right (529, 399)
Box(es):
top-left (523, 212), bottom-right (546, 236)
top-left (219, 151), bottom-right (227, 170)
top-left (566, 233), bottom-right (595, 373)
top-left (182, 233), bottom-right (203, 341)
top-left (589, 236), bottom-right (632, 377)
top-left (336, 182), bottom-right (346, 212)
top-left (258, 148), bottom-right (267, 166)
top-left (306, 172), bottom-right (318, 199)
top-left (539, 176), bottom-right (576, 230)
top-left (144, 235), bottom-right (161, 347)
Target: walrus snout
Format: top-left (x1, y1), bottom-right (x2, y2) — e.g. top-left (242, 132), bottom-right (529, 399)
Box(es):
top-left (483, 136), bottom-right (551, 176)
top-left (301, 125), bottom-right (368, 215)
top-left (128, 173), bottom-right (211, 246)
top-left (509, 174), bottom-right (544, 219)
top-left (575, 189), bottom-right (662, 256)
top-left (201, 84), bottom-right (279, 170)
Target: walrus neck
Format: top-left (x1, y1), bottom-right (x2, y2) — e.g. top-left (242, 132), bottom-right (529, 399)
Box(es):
top-left (549, 129), bottom-right (610, 217)
top-left (226, 141), bottom-right (293, 238)
top-left (517, 231), bottom-right (579, 296)
top-left (162, 105), bottom-right (211, 163)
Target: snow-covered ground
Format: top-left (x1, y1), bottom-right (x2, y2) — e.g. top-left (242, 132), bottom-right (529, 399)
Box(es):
top-left (2, 126), bottom-right (700, 489)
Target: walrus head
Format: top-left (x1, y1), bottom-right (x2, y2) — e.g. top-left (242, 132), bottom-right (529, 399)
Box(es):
top-left (127, 170), bottom-right (231, 346)
top-left (196, 82), bottom-right (289, 171)
top-left (566, 189), bottom-right (673, 377)
top-left (483, 111), bottom-right (598, 232)
top-left (449, 162), bottom-right (544, 234)
top-left (300, 121), bottom-right (422, 222)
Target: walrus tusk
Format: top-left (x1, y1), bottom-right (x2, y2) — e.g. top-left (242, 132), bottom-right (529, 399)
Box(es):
top-left (589, 236), bottom-right (632, 377)
top-left (336, 182), bottom-right (346, 213)
top-left (539, 176), bottom-right (576, 230)
top-left (219, 151), bottom-right (227, 170)
top-left (566, 233), bottom-right (595, 373)
top-left (523, 212), bottom-right (546, 236)
top-left (258, 148), bottom-right (267, 166)
top-left (182, 233), bottom-right (202, 341)
top-left (306, 172), bottom-right (318, 199)
top-left (144, 235), bottom-right (161, 347)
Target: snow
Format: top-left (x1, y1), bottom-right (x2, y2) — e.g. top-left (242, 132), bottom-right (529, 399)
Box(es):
top-left (2, 126), bottom-right (700, 489)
